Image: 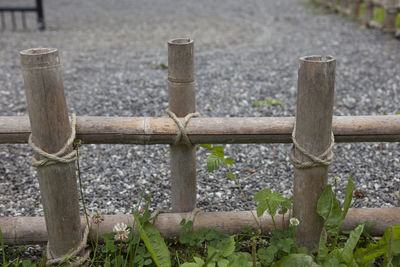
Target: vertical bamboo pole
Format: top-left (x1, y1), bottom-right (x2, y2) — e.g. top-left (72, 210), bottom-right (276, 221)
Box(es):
top-left (293, 56), bottom-right (336, 249)
top-left (20, 48), bottom-right (81, 258)
top-left (382, 0), bottom-right (398, 33)
top-left (349, 0), bottom-right (361, 19)
top-left (341, 0), bottom-right (350, 14)
top-left (362, 0), bottom-right (374, 26)
top-left (168, 38), bottom-right (197, 212)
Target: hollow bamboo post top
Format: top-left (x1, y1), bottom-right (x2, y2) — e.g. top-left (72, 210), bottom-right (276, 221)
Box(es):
top-left (295, 55), bottom-right (335, 154)
top-left (20, 48), bottom-right (71, 154)
top-left (168, 38), bottom-right (194, 84)
top-left (20, 48), bottom-right (59, 68)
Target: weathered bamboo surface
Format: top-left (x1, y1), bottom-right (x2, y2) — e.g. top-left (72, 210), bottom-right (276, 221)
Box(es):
top-left (1, 115), bottom-right (399, 144)
top-left (292, 55), bottom-right (336, 248)
top-left (1, 208), bottom-right (399, 245)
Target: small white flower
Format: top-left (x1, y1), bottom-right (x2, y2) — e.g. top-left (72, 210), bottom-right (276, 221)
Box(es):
top-left (331, 177), bottom-right (341, 184)
top-left (113, 222), bottom-right (130, 241)
top-left (290, 217), bottom-right (300, 226)
top-left (90, 211), bottom-right (104, 224)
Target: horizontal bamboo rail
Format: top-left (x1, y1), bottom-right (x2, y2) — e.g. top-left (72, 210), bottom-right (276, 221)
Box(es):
top-left (1, 115), bottom-right (399, 144)
top-left (1, 208), bottom-right (399, 245)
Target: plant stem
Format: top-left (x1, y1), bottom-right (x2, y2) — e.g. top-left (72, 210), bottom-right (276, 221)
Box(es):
top-left (0, 228), bottom-right (6, 266)
top-left (234, 179), bottom-right (262, 230)
top-left (226, 164), bottom-right (262, 230)
top-left (251, 238), bottom-right (257, 267)
top-left (89, 224), bottom-right (100, 267)
top-left (265, 201), bottom-right (277, 229)
top-left (76, 148), bottom-right (94, 249)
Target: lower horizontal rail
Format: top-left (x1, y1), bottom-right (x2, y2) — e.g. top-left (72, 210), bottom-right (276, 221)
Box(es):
top-left (0, 115), bottom-right (399, 144)
top-left (1, 208), bottom-right (399, 245)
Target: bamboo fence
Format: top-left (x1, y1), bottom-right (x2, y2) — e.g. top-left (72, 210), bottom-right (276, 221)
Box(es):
top-left (314, 0), bottom-right (400, 37)
top-left (0, 40), bottom-right (399, 257)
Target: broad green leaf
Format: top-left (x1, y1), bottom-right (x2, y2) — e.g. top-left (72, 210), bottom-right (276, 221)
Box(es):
top-left (227, 252), bottom-right (253, 267)
top-left (272, 254), bottom-right (315, 267)
top-left (206, 155), bottom-right (224, 173)
top-left (211, 146), bottom-right (225, 157)
top-left (220, 236), bottom-right (235, 257)
top-left (341, 224), bottom-right (364, 264)
top-left (258, 246), bottom-right (278, 264)
top-left (224, 157), bottom-right (234, 166)
top-left (342, 176), bottom-right (354, 221)
top-left (276, 238), bottom-right (294, 254)
top-left (199, 144), bottom-right (212, 150)
top-left (317, 228), bottom-right (329, 262)
top-left (317, 185), bottom-right (342, 236)
top-left (354, 225), bottom-right (400, 265)
top-left (254, 189), bottom-right (291, 218)
top-left (133, 212), bottom-right (171, 267)
top-left (217, 258), bottom-right (229, 267)
top-left (180, 263), bottom-right (200, 267)
top-left (193, 257), bottom-right (205, 265)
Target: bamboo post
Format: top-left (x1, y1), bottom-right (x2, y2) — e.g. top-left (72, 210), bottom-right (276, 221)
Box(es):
top-left (349, 0), bottom-right (361, 19)
top-left (292, 56), bottom-right (336, 249)
top-left (362, 0), bottom-right (375, 26)
top-left (168, 38), bottom-right (197, 212)
top-left (20, 48), bottom-right (82, 258)
top-left (341, 0), bottom-right (350, 13)
top-left (382, 0), bottom-right (398, 33)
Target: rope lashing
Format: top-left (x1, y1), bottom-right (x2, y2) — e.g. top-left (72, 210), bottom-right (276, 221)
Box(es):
top-left (46, 224), bottom-right (91, 267)
top-left (290, 120), bottom-right (334, 169)
top-left (29, 113), bottom-right (77, 167)
top-left (165, 108), bottom-right (199, 146)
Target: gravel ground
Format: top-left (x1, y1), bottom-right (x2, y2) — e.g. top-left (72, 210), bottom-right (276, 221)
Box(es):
top-left (0, 0), bottom-right (399, 222)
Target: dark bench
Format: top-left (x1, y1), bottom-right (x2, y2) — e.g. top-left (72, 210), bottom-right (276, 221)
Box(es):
top-left (0, 0), bottom-right (45, 30)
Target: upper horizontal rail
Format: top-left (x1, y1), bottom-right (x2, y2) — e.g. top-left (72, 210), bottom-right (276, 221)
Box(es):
top-left (1, 115), bottom-right (399, 144)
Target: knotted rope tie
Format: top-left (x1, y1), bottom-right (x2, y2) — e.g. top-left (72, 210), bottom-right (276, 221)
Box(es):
top-left (290, 120), bottom-right (334, 169)
top-left (29, 113), bottom-right (78, 167)
top-left (165, 108), bottom-right (200, 146)
top-left (46, 224), bottom-right (91, 267)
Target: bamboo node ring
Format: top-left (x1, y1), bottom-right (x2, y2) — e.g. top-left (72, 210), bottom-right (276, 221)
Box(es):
top-left (29, 113), bottom-right (78, 167)
top-left (290, 120), bottom-right (334, 169)
top-left (165, 108), bottom-right (199, 146)
top-left (46, 224), bottom-right (90, 266)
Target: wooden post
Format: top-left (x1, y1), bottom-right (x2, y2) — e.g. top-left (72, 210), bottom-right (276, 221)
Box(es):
top-left (168, 38), bottom-right (197, 212)
top-left (341, 0), bottom-right (350, 14)
top-left (349, 0), bottom-right (361, 19)
top-left (292, 56), bottom-right (336, 249)
top-left (382, 0), bottom-right (398, 33)
top-left (20, 48), bottom-right (82, 258)
top-left (362, 0), bottom-right (374, 26)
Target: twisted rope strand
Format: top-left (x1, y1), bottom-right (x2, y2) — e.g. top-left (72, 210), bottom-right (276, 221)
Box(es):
top-left (46, 224), bottom-right (90, 267)
top-left (29, 113), bottom-right (78, 167)
top-left (165, 108), bottom-right (199, 145)
top-left (290, 120), bottom-right (334, 169)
